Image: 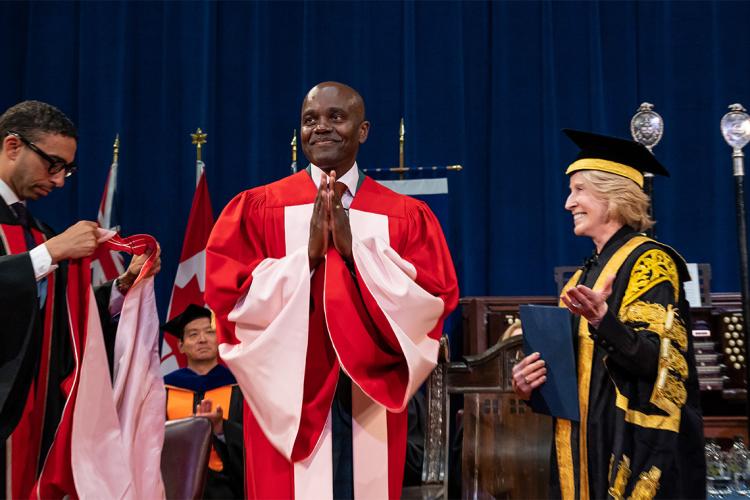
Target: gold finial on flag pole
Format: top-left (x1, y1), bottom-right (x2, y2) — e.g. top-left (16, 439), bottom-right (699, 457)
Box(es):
top-left (191, 128), bottom-right (208, 162)
top-left (191, 128), bottom-right (208, 185)
top-left (113, 134), bottom-right (120, 164)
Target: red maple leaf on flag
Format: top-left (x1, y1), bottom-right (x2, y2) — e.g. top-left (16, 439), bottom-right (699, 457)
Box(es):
top-left (161, 167), bottom-right (214, 373)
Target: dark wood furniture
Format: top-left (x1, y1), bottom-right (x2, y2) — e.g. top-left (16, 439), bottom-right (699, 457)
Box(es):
top-left (403, 337), bottom-right (452, 500)
top-left (460, 296), bottom-right (557, 356)
top-left (409, 333), bottom-right (553, 499)
top-left (161, 417), bottom-right (213, 500)
top-left (704, 416), bottom-right (748, 443)
top-left (447, 336), bottom-right (551, 500)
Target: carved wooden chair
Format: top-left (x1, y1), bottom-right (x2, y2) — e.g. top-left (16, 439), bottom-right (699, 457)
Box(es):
top-left (447, 335), bottom-right (553, 499)
top-left (402, 336), bottom-right (452, 499)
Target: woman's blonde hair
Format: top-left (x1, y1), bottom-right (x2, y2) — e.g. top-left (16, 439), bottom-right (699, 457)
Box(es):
top-left (578, 170), bottom-right (654, 232)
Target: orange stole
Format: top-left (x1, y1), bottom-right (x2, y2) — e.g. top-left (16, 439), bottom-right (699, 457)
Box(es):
top-left (165, 384), bottom-right (234, 472)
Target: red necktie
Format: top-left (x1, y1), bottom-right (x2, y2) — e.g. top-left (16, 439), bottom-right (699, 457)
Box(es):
top-left (334, 182), bottom-right (348, 210)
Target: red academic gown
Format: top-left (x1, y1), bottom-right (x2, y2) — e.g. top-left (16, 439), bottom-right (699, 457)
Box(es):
top-left (205, 170), bottom-right (458, 499)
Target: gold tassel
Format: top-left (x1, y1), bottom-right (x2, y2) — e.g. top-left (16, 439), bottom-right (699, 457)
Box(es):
top-left (628, 466), bottom-right (661, 500)
top-left (608, 455), bottom-right (631, 500)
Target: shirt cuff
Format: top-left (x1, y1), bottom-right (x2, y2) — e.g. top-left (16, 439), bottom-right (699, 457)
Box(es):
top-left (32, 244), bottom-right (58, 281)
top-left (109, 281), bottom-right (125, 316)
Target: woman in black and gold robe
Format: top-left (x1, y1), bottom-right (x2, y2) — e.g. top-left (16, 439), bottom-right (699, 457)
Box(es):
top-left (512, 130), bottom-right (705, 500)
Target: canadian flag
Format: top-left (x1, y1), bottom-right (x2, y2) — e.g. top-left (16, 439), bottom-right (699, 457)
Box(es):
top-left (161, 162), bottom-right (214, 373)
top-left (91, 156), bottom-right (125, 285)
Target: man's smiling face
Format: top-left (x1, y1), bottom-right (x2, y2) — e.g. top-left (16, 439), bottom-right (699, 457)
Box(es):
top-left (300, 82), bottom-right (369, 174)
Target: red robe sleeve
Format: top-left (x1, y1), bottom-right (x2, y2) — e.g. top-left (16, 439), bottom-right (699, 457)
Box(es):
top-left (206, 187), bottom-right (319, 461)
top-left (325, 198), bottom-right (459, 411)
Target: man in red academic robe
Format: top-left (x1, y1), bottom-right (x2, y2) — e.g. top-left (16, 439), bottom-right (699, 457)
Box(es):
top-left (206, 81), bottom-right (458, 499)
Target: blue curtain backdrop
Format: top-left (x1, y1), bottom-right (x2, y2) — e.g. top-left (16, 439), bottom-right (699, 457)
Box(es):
top-left (2, 1), bottom-right (749, 333)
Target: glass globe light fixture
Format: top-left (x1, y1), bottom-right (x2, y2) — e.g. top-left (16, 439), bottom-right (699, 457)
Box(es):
top-left (721, 104), bottom-right (750, 151)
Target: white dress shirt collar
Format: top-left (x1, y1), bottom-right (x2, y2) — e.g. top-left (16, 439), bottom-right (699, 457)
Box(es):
top-left (309, 162), bottom-right (360, 198)
top-left (0, 177), bottom-right (57, 284)
top-left (0, 178), bottom-right (21, 207)
top-left (309, 163), bottom-right (360, 210)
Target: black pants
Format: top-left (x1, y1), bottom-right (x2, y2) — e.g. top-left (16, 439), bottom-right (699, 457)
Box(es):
top-left (331, 372), bottom-right (354, 500)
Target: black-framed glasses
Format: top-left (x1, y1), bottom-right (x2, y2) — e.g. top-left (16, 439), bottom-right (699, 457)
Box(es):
top-left (7, 131), bottom-right (77, 177)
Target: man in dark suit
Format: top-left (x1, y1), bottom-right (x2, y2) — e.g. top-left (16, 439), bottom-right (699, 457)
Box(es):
top-left (0, 100), bottom-right (159, 498)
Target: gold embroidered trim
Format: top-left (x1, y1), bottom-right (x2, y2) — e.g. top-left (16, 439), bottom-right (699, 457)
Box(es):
top-left (628, 466), bottom-right (661, 500)
top-left (555, 419), bottom-right (576, 500)
top-left (618, 301), bottom-right (687, 350)
top-left (666, 307), bottom-right (688, 351)
top-left (618, 299), bottom-right (689, 419)
top-left (651, 338), bottom-right (688, 415)
top-left (615, 389), bottom-right (680, 432)
top-left (577, 236), bottom-right (650, 500)
top-left (653, 375), bottom-right (687, 412)
top-left (659, 338), bottom-right (688, 379)
top-left (608, 455), bottom-right (631, 500)
top-left (556, 269), bottom-right (583, 500)
top-left (560, 269), bottom-right (583, 299)
top-left (621, 249), bottom-right (679, 308)
top-left (567, 158), bottom-right (644, 188)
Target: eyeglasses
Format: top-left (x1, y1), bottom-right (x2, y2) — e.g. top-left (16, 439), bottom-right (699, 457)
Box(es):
top-left (7, 131), bottom-right (77, 177)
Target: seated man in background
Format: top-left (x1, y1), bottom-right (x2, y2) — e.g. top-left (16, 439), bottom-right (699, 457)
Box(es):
top-left (162, 304), bottom-right (244, 499)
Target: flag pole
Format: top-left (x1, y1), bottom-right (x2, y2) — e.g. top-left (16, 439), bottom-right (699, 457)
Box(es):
top-left (106, 134), bottom-right (120, 232)
top-left (113, 133), bottom-right (120, 165)
top-left (291, 129), bottom-right (298, 174)
top-left (394, 118), bottom-right (407, 180)
top-left (360, 117), bottom-right (463, 176)
top-left (191, 127), bottom-right (207, 187)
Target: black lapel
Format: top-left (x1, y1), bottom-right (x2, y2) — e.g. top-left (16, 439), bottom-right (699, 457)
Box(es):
top-left (0, 198), bottom-right (55, 242)
top-left (0, 197), bottom-right (18, 225)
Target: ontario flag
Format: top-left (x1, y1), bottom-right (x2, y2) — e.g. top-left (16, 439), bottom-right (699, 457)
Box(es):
top-left (91, 152), bottom-right (125, 285)
top-left (161, 161), bottom-right (214, 373)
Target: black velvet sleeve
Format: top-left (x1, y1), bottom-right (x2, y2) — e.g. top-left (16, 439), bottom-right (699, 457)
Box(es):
top-left (588, 258), bottom-right (680, 381)
top-left (588, 310), bottom-right (660, 379)
top-left (0, 253), bottom-right (41, 440)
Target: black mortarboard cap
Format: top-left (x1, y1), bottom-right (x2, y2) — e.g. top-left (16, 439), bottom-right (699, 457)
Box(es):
top-left (563, 129), bottom-right (669, 187)
top-left (161, 304), bottom-right (213, 339)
